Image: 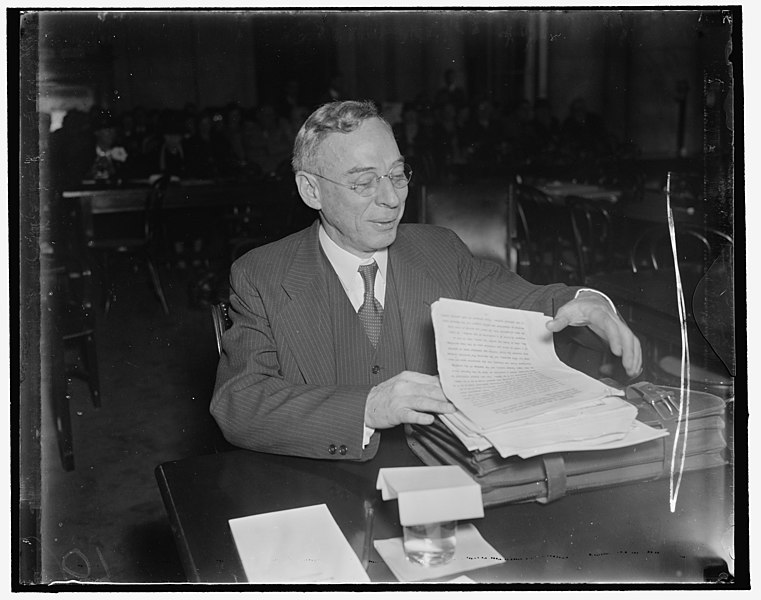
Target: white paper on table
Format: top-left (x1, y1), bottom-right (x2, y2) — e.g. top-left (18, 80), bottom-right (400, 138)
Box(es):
top-left (373, 523), bottom-right (504, 582)
top-left (431, 298), bottom-right (623, 428)
top-left (228, 504), bottom-right (370, 583)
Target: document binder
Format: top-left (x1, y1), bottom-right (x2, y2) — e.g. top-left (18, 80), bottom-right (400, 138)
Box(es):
top-left (406, 383), bottom-right (729, 507)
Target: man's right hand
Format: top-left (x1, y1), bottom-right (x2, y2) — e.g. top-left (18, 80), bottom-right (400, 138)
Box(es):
top-left (364, 371), bottom-right (456, 429)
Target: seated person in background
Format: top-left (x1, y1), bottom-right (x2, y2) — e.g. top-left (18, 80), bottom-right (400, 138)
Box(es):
top-left (392, 103), bottom-right (421, 159)
top-left (156, 110), bottom-right (188, 177)
top-left (242, 103), bottom-right (292, 177)
top-left (211, 100), bottom-right (642, 461)
top-left (185, 108), bottom-right (232, 179)
top-left (48, 108), bottom-right (94, 189)
top-left (86, 109), bottom-right (129, 183)
top-left (559, 97), bottom-right (610, 160)
top-left (459, 98), bottom-right (507, 177)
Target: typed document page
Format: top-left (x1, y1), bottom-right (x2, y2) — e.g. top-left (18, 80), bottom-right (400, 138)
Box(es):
top-left (431, 298), bottom-right (620, 430)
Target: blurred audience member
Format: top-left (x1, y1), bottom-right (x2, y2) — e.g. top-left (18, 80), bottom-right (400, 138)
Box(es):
top-left (320, 72), bottom-right (345, 104)
top-left (183, 107), bottom-right (198, 141)
top-left (435, 68), bottom-right (467, 109)
top-left (48, 109), bottom-right (94, 189)
top-left (531, 97), bottom-right (561, 156)
top-left (502, 99), bottom-right (535, 165)
top-left (185, 109), bottom-right (232, 178)
top-left (156, 110), bottom-right (188, 177)
top-left (224, 102), bottom-right (247, 168)
top-left (460, 98), bottom-right (505, 177)
top-left (560, 97), bottom-right (610, 158)
top-left (243, 103), bottom-right (292, 176)
top-left (281, 104), bottom-right (310, 144)
top-left (434, 101), bottom-right (464, 170)
top-left (87, 109), bottom-right (129, 183)
top-left (392, 103), bottom-right (421, 159)
top-left (276, 78), bottom-right (304, 120)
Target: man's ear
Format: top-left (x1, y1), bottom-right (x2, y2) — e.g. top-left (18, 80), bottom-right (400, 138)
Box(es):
top-left (295, 171), bottom-right (321, 211)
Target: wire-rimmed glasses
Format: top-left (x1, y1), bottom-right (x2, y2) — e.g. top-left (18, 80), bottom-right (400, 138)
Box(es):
top-left (307, 163), bottom-right (413, 197)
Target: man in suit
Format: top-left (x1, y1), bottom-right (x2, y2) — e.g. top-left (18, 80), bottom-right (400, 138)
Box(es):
top-left (211, 100), bottom-right (642, 461)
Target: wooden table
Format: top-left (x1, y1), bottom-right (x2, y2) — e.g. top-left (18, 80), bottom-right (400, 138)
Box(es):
top-left (155, 427), bottom-right (735, 585)
top-left (585, 269), bottom-right (702, 346)
top-left (536, 181), bottom-right (623, 204)
top-left (62, 179), bottom-right (288, 245)
top-left (611, 189), bottom-right (705, 227)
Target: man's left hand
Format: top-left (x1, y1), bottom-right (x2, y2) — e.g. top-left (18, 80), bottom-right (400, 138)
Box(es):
top-left (546, 291), bottom-right (642, 378)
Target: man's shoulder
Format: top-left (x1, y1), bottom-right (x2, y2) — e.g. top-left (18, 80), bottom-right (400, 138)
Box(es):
top-left (232, 225), bottom-right (313, 275)
top-left (397, 223), bottom-right (463, 247)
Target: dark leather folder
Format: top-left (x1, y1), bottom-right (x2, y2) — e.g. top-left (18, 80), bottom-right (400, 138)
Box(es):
top-left (406, 382), bottom-right (729, 507)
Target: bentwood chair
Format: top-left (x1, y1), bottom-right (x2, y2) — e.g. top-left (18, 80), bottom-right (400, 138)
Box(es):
top-left (209, 300), bottom-right (237, 454)
top-left (587, 223), bottom-right (734, 397)
top-left (211, 300), bottom-right (232, 356)
top-left (514, 183), bottom-right (575, 283)
top-left (419, 182), bottom-right (518, 271)
top-left (638, 225), bottom-right (734, 397)
top-left (42, 248), bottom-right (103, 471)
top-left (89, 175), bottom-right (171, 315)
top-left (567, 196), bottom-right (616, 284)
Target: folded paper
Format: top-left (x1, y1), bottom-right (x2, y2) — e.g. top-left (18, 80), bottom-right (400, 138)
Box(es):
top-left (229, 504), bottom-right (370, 583)
top-left (376, 465), bottom-right (484, 526)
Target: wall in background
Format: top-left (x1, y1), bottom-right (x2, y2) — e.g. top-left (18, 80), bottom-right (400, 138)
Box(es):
top-left (34, 9), bottom-right (734, 159)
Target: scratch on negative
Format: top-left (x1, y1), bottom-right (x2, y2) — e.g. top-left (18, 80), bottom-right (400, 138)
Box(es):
top-left (665, 173), bottom-right (689, 513)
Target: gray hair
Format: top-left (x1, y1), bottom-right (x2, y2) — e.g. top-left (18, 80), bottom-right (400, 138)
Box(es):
top-left (291, 100), bottom-right (391, 173)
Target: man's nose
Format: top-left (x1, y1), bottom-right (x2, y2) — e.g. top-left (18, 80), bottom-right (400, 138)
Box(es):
top-left (375, 176), bottom-right (403, 208)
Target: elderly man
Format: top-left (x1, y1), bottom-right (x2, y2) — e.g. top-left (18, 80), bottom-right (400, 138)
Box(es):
top-left (211, 100), bottom-right (641, 461)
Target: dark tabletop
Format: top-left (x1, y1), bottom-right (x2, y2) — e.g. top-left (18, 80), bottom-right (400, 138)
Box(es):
top-left (155, 427), bottom-right (734, 586)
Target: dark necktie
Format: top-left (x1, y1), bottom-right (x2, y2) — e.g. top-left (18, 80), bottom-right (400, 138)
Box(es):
top-left (358, 262), bottom-right (383, 348)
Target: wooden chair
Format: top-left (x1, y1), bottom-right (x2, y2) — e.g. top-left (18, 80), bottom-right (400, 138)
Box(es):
top-left (209, 300), bottom-right (237, 454)
top-left (639, 225), bottom-right (734, 397)
top-left (514, 183), bottom-right (574, 283)
top-left (419, 182), bottom-right (518, 271)
top-left (588, 223), bottom-right (734, 396)
top-left (62, 256), bottom-right (101, 409)
top-left (42, 250), bottom-right (103, 471)
top-left (89, 175), bottom-right (171, 315)
top-left (223, 176), bottom-right (295, 263)
top-left (567, 195), bottom-right (615, 284)
top-left (211, 300), bottom-right (232, 356)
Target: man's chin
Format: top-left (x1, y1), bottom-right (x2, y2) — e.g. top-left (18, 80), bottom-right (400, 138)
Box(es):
top-left (367, 225), bottom-right (398, 250)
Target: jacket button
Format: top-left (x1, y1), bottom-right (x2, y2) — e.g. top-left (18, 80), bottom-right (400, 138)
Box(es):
top-left (328, 444), bottom-right (337, 455)
top-left (339, 444), bottom-right (348, 455)
top-left (371, 365), bottom-right (380, 374)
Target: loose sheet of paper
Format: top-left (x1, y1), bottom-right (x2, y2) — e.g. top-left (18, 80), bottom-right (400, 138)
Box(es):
top-left (229, 504), bottom-right (370, 583)
top-left (373, 523), bottom-right (504, 582)
top-left (431, 298), bottom-right (621, 428)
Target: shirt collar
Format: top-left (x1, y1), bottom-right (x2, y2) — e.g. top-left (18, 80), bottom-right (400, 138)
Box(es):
top-left (318, 224), bottom-right (388, 282)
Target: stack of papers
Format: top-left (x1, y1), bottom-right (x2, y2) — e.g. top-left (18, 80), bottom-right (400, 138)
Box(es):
top-left (431, 299), bottom-right (668, 458)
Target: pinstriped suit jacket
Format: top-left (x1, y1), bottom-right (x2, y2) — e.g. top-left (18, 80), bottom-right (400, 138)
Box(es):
top-left (210, 220), bottom-right (578, 461)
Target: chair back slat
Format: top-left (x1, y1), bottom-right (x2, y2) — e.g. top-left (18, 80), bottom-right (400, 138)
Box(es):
top-left (419, 182), bottom-right (517, 270)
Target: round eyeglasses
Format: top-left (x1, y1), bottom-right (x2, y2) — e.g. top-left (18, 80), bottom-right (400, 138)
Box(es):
top-left (307, 163), bottom-right (413, 198)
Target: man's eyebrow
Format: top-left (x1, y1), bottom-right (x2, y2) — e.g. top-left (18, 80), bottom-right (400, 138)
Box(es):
top-left (344, 157), bottom-right (405, 175)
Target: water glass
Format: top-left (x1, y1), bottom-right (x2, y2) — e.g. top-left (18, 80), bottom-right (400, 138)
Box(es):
top-left (402, 520), bottom-right (457, 566)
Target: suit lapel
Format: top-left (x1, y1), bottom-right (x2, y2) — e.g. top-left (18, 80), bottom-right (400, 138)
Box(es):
top-left (390, 229), bottom-right (444, 374)
top-left (275, 222), bottom-right (337, 385)
top-left (276, 223), bottom-right (445, 381)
